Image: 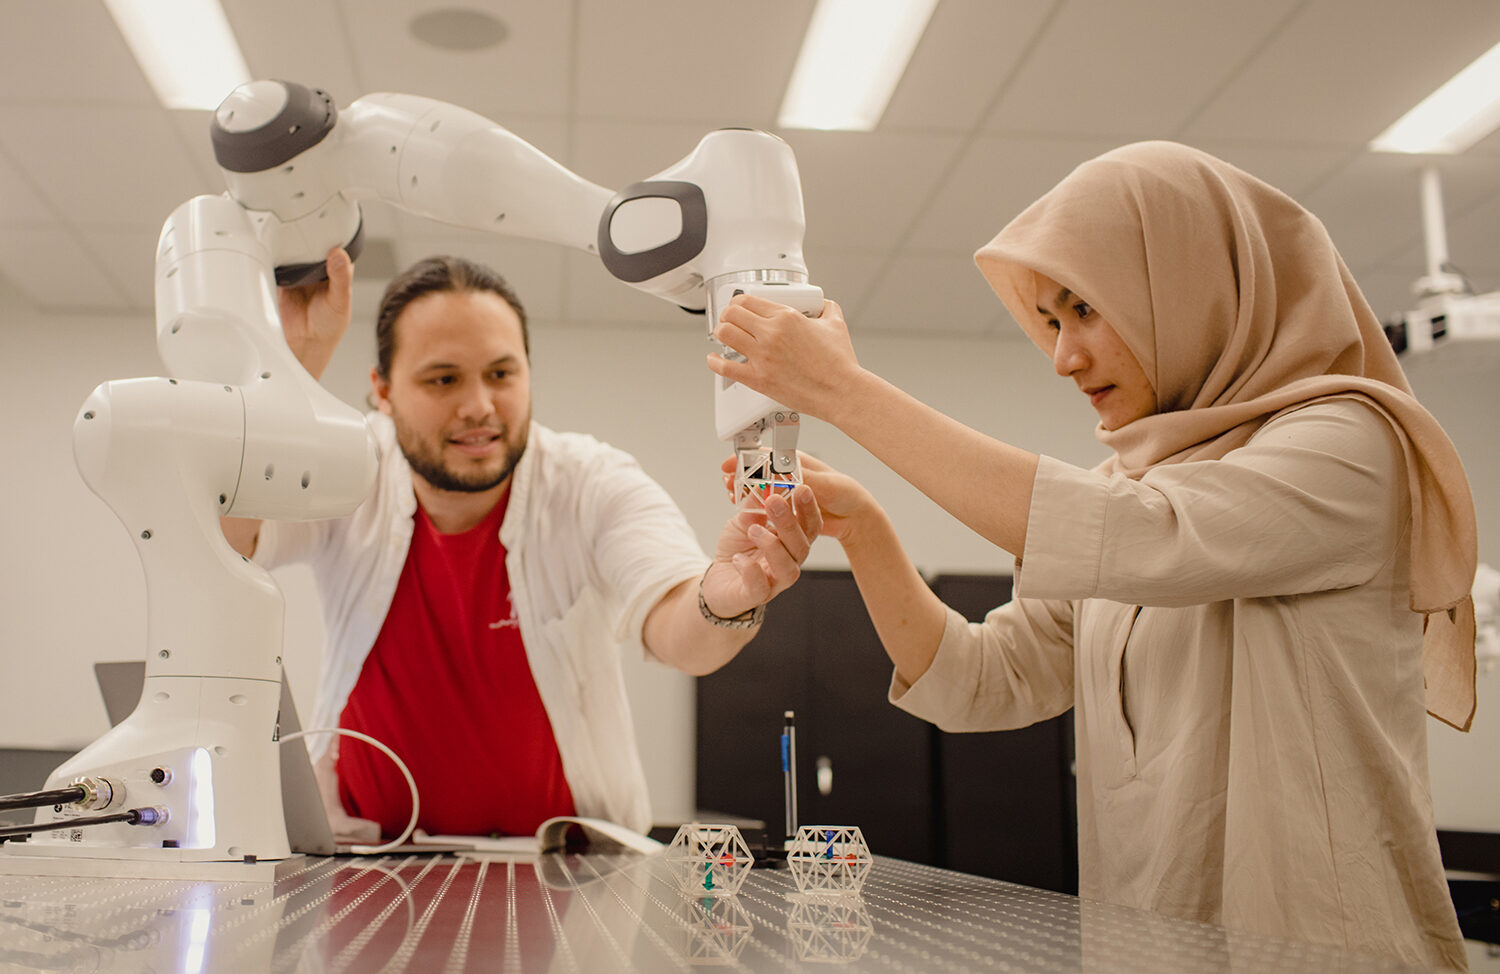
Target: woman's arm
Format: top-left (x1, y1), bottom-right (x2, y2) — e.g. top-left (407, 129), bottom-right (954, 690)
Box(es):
top-left (795, 455), bottom-right (1074, 720)
top-left (1021, 398), bottom-right (1407, 606)
top-left (711, 295), bottom-right (1039, 558)
top-left (795, 455), bottom-right (949, 685)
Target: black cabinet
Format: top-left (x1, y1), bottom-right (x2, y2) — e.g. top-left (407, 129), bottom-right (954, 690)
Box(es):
top-left (696, 569), bottom-right (1079, 893)
top-left (930, 574), bottom-right (1078, 894)
top-left (694, 570), bottom-right (936, 864)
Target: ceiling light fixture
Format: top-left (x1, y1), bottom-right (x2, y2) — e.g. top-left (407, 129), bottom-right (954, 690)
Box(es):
top-left (102, 0), bottom-right (251, 111)
top-left (778, 0), bottom-right (938, 132)
top-left (1371, 38), bottom-right (1500, 154)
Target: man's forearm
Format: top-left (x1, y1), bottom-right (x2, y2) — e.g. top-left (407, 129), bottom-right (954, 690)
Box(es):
top-left (643, 577), bottom-right (760, 677)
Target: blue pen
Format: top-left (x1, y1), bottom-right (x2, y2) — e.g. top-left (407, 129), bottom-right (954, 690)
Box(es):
top-left (782, 710), bottom-right (798, 847)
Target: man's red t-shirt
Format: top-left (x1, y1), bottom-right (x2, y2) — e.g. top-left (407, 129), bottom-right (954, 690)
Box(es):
top-left (336, 490), bottom-right (576, 837)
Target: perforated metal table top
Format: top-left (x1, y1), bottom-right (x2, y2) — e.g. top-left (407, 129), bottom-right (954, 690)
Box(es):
top-left (0, 853), bottom-right (1439, 972)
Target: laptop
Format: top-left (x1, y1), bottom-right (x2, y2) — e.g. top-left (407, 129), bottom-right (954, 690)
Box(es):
top-left (92, 660), bottom-right (472, 856)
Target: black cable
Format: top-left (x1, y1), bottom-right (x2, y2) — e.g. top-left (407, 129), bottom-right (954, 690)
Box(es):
top-left (0, 787), bottom-right (86, 813)
top-left (0, 807), bottom-right (161, 841)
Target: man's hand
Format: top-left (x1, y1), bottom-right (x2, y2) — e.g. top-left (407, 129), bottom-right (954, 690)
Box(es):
top-left (699, 481), bottom-right (821, 621)
top-left (278, 247), bottom-right (354, 381)
top-left (643, 474), bottom-right (821, 676)
top-left (220, 248), bottom-right (355, 558)
top-left (312, 744), bottom-right (381, 845)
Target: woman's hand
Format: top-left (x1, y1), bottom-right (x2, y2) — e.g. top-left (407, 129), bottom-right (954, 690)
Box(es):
top-left (719, 452), bottom-right (877, 549)
top-left (792, 454), bottom-right (879, 547)
top-left (708, 294), bottom-right (863, 422)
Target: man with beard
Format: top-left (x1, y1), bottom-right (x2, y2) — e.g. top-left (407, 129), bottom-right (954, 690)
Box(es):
top-left (223, 250), bottom-right (819, 842)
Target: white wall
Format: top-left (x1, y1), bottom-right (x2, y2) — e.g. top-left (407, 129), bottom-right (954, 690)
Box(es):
top-left (2, 282), bottom-right (1495, 830)
top-left (1403, 348), bottom-right (1500, 832)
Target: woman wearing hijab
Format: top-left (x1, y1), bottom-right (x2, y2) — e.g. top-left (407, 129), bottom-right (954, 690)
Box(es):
top-left (709, 141), bottom-right (1475, 970)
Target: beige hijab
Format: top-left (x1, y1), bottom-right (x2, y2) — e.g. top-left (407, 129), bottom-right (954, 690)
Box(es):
top-left (975, 141), bottom-right (1478, 731)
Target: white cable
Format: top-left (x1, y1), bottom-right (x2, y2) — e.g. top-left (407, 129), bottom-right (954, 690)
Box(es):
top-left (278, 727), bottom-right (420, 855)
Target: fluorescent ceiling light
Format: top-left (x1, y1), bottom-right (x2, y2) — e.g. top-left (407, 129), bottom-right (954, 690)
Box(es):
top-left (103, 0), bottom-right (251, 111)
top-left (778, 0), bottom-right (938, 131)
top-left (1371, 39), bottom-right (1500, 154)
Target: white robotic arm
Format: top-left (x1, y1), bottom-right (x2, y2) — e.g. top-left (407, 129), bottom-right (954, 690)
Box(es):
top-left (4, 81), bottom-right (820, 869)
top-left (210, 80), bottom-right (818, 498)
top-left (8, 195), bottom-right (380, 868)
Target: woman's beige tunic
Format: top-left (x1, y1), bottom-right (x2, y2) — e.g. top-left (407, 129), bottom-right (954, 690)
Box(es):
top-left (891, 398), bottom-right (1466, 971)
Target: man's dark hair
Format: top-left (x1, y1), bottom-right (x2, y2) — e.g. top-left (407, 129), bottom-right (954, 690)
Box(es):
top-left (374, 255), bottom-right (529, 379)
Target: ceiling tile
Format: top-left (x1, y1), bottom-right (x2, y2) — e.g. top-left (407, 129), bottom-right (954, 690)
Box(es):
top-left (1187, 142), bottom-right (1354, 199)
top-left (0, 227), bottom-right (129, 310)
top-left (984, 0), bottom-right (1301, 139)
top-left (1470, 126), bottom-right (1500, 157)
top-left (800, 248), bottom-right (885, 318)
top-left (1436, 194), bottom-right (1500, 279)
top-left (222, 0), bottom-right (362, 102)
top-left (81, 227), bottom-right (159, 311)
top-left (904, 135), bottom-right (1121, 253)
top-left (0, 105), bottom-right (216, 229)
top-left (571, 120), bottom-right (720, 192)
top-left (854, 251), bottom-right (1013, 336)
top-left (575, 0), bottom-right (811, 127)
top-left (0, 266), bottom-right (36, 311)
top-left (169, 110), bottom-right (228, 190)
top-left (1301, 151), bottom-right (1500, 270)
top-left (1385, 190), bottom-right (1500, 282)
top-left (780, 129), bottom-right (966, 253)
top-left (1182, 0), bottom-right (1500, 146)
top-left (0, 149), bottom-right (55, 224)
top-left (0, 0), bottom-right (155, 106)
top-left (882, 0), bottom-right (1056, 133)
top-left (339, 0), bottom-right (574, 120)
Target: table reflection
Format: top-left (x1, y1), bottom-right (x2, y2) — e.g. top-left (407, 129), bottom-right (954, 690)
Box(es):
top-left (0, 854), bottom-right (1433, 973)
top-left (786, 892), bottom-right (872, 963)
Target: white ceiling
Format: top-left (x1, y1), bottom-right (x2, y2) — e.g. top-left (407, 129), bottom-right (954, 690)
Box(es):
top-left (2, 0), bottom-right (1500, 339)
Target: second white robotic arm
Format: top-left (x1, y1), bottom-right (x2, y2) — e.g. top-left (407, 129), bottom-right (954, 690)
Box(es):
top-left (210, 80), bottom-right (820, 500)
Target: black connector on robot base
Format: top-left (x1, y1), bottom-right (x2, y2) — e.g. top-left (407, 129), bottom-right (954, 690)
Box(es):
top-left (0, 806), bottom-right (167, 843)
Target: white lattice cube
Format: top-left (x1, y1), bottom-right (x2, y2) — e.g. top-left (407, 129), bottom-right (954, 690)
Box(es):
top-left (665, 823), bottom-right (754, 897)
top-left (786, 825), bottom-right (872, 895)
